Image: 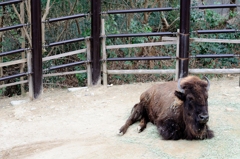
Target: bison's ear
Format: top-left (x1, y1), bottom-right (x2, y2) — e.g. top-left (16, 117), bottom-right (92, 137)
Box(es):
top-left (174, 91), bottom-right (186, 101)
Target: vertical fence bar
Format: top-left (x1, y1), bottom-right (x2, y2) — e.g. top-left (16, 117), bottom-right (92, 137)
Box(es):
top-left (101, 19), bottom-right (107, 86)
top-left (91, 0), bottom-right (101, 85)
top-left (27, 50), bottom-right (33, 99)
top-left (175, 29), bottom-right (180, 80)
top-left (0, 6), bottom-right (4, 87)
top-left (178, 0), bottom-right (190, 78)
top-left (230, 0), bottom-right (237, 19)
top-left (31, 0), bottom-right (42, 99)
top-left (86, 38), bottom-right (92, 86)
top-left (20, 1), bottom-right (25, 95)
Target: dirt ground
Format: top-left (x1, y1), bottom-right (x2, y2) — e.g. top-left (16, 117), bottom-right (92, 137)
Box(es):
top-left (0, 76), bottom-right (240, 159)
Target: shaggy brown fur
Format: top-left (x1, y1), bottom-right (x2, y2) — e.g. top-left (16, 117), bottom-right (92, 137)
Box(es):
top-left (119, 76), bottom-right (214, 140)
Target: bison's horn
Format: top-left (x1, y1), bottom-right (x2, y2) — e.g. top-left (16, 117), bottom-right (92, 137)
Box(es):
top-left (204, 76), bottom-right (210, 91)
top-left (177, 78), bottom-right (185, 93)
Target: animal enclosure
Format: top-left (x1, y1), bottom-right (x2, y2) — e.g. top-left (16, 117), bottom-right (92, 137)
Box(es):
top-left (0, 0), bottom-right (239, 99)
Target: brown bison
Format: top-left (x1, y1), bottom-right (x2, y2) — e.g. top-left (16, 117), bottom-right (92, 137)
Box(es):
top-left (119, 76), bottom-right (214, 140)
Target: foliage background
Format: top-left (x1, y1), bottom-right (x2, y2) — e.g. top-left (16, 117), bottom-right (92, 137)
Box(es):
top-left (0, 0), bottom-right (239, 96)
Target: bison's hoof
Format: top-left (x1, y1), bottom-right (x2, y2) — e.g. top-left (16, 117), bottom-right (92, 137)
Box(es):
top-left (118, 130), bottom-right (124, 136)
top-left (137, 126), bottom-right (142, 133)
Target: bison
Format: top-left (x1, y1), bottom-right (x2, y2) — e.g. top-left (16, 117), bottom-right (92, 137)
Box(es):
top-left (119, 76), bottom-right (214, 140)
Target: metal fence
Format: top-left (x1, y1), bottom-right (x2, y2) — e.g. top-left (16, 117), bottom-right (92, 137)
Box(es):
top-left (0, 0), bottom-right (239, 99)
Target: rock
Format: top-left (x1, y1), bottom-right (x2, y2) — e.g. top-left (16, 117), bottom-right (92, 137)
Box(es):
top-left (225, 108), bottom-right (234, 112)
top-left (10, 100), bottom-right (29, 106)
top-left (68, 87), bottom-right (88, 92)
top-left (30, 107), bottom-right (36, 111)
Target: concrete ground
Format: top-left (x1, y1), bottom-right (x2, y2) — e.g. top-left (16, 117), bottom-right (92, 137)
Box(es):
top-left (0, 76), bottom-right (240, 159)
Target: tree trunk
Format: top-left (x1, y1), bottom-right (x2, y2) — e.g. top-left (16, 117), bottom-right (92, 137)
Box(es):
top-left (229, 0), bottom-right (236, 19)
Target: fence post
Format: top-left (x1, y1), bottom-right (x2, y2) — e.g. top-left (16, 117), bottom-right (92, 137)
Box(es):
top-left (101, 19), bottom-right (107, 86)
top-left (178, 0), bottom-right (190, 78)
top-left (0, 6), bottom-right (4, 87)
top-left (20, 1), bottom-right (25, 95)
top-left (27, 50), bottom-right (33, 100)
top-left (91, 0), bottom-right (101, 85)
top-left (86, 38), bottom-right (92, 86)
top-left (31, 0), bottom-right (43, 99)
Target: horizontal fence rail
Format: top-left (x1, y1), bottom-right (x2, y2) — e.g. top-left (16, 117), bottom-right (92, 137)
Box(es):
top-left (105, 54), bottom-right (239, 62)
top-left (107, 69), bottom-right (240, 75)
top-left (105, 32), bottom-right (175, 38)
top-left (163, 37), bottom-right (240, 44)
top-left (195, 29), bottom-right (238, 34)
top-left (106, 41), bottom-right (177, 49)
top-left (0, 24), bottom-right (28, 32)
top-left (104, 7), bottom-right (175, 14)
top-left (106, 56), bottom-right (174, 62)
top-left (42, 49), bottom-right (87, 62)
top-left (0, 59), bottom-right (27, 67)
top-left (0, 0), bottom-right (22, 6)
top-left (0, 48), bottom-right (28, 57)
top-left (0, 80), bottom-right (28, 89)
top-left (46, 37), bottom-right (86, 47)
top-left (189, 69), bottom-right (240, 74)
top-left (47, 13), bottom-right (88, 23)
top-left (0, 72), bottom-right (29, 82)
top-left (107, 69), bottom-right (176, 75)
top-left (191, 54), bottom-right (240, 58)
top-left (43, 70), bottom-right (87, 77)
top-left (191, 4), bottom-right (239, 9)
top-left (48, 61), bottom-right (88, 71)
top-left (104, 4), bottom-right (240, 15)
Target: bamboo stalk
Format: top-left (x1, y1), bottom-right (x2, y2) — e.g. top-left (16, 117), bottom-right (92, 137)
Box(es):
top-left (42, 49), bottom-right (86, 62)
top-left (189, 69), bottom-right (240, 74)
top-left (101, 19), bottom-right (107, 86)
top-left (0, 59), bottom-right (27, 67)
top-left (12, 4), bottom-right (31, 46)
top-left (107, 69), bottom-right (176, 75)
top-left (191, 38), bottom-right (240, 44)
top-left (42, 0), bottom-right (51, 48)
top-left (43, 70), bottom-right (87, 77)
top-left (107, 69), bottom-right (240, 75)
top-left (1, 48), bottom-right (87, 85)
top-left (0, 80), bottom-right (28, 89)
top-left (86, 38), bottom-right (92, 86)
top-left (163, 37), bottom-right (240, 44)
top-left (20, 1), bottom-right (26, 95)
top-left (27, 50), bottom-right (33, 100)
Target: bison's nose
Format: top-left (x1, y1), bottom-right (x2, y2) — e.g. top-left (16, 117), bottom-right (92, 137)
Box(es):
top-left (198, 114), bottom-right (209, 123)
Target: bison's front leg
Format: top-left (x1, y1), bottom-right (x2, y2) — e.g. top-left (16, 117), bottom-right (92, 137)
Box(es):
top-left (119, 103), bottom-right (145, 135)
top-left (156, 119), bottom-right (182, 140)
top-left (205, 126), bottom-right (214, 139)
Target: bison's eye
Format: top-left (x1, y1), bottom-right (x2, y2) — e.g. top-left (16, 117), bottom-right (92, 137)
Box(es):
top-left (188, 103), bottom-right (193, 110)
top-left (188, 102), bottom-right (194, 110)
top-left (196, 109), bottom-right (201, 115)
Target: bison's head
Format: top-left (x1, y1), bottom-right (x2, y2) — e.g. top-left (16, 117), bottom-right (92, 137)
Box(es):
top-left (174, 76), bottom-right (211, 139)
